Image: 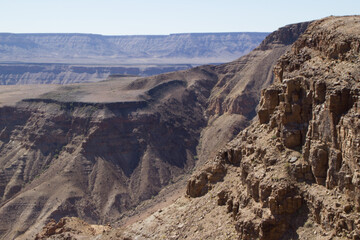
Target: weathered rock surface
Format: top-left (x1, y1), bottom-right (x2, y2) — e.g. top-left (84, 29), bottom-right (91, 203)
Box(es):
top-left (185, 16), bottom-right (360, 240)
top-left (196, 21), bottom-right (311, 167)
top-left (261, 15), bottom-right (360, 191)
top-left (186, 20), bottom-right (311, 198)
top-left (35, 217), bottom-right (111, 239)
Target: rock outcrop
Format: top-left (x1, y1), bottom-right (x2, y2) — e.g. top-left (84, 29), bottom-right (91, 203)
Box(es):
top-left (261, 15), bottom-right (360, 190)
top-left (187, 20), bottom-right (312, 196)
top-left (35, 217), bottom-right (111, 239)
top-left (196, 21), bottom-right (311, 166)
top-left (185, 16), bottom-right (360, 240)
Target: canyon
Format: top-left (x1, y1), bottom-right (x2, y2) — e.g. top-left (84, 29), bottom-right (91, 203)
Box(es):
top-left (0, 16), bottom-right (359, 240)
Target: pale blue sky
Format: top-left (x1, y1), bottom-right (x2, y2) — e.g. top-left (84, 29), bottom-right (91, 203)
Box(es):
top-left (1, 0), bottom-right (359, 35)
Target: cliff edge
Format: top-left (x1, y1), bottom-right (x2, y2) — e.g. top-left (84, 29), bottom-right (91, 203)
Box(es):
top-left (184, 15), bottom-right (360, 240)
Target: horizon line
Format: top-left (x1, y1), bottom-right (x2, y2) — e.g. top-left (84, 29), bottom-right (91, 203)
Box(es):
top-left (0, 31), bottom-right (271, 37)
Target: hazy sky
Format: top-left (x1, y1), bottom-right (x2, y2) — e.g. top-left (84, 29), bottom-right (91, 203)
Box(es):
top-left (1, 0), bottom-right (359, 35)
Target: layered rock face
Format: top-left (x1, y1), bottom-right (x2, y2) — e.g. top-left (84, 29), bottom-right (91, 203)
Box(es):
top-left (0, 67), bottom-right (218, 239)
top-left (261, 15), bottom-right (360, 192)
top-left (187, 16), bottom-right (360, 240)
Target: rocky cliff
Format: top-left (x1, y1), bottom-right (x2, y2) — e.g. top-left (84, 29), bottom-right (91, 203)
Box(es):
top-left (0, 32), bottom-right (268, 64)
top-left (184, 16), bottom-right (360, 240)
top-left (201, 21), bottom-right (311, 163)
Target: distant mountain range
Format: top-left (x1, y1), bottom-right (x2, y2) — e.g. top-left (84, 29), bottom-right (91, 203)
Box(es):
top-left (0, 32), bottom-right (269, 64)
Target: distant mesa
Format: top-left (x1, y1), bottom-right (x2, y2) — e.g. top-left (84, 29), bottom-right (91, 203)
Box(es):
top-left (0, 32), bottom-right (269, 65)
top-left (0, 32), bottom-right (268, 85)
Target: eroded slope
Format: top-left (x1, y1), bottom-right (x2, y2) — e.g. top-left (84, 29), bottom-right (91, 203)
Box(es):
top-left (0, 67), bottom-right (218, 239)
